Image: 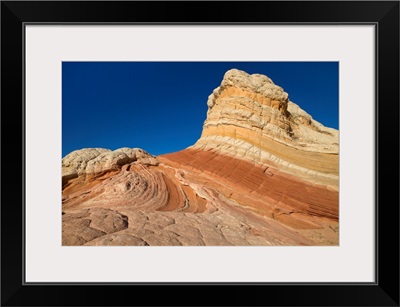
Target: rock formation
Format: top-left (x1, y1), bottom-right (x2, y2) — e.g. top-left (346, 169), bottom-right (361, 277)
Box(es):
top-left (62, 69), bottom-right (339, 246)
top-left (191, 69), bottom-right (338, 187)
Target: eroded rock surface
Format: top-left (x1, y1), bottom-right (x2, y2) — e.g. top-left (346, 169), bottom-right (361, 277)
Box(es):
top-left (62, 69), bottom-right (339, 246)
top-left (196, 69), bottom-right (338, 187)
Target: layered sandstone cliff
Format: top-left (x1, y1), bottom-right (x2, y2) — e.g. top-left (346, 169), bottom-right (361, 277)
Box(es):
top-left (191, 69), bottom-right (338, 187)
top-left (62, 69), bottom-right (339, 246)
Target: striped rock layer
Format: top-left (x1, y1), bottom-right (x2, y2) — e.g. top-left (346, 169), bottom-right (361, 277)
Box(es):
top-left (194, 69), bottom-right (338, 188)
top-left (62, 69), bottom-right (339, 246)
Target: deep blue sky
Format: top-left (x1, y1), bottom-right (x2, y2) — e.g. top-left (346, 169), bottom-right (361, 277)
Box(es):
top-left (62, 62), bottom-right (338, 157)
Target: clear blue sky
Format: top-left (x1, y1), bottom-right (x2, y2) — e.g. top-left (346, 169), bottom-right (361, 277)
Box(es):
top-left (62, 62), bottom-right (338, 157)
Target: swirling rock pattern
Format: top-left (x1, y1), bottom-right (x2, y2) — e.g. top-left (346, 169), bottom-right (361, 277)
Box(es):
top-left (62, 69), bottom-right (339, 246)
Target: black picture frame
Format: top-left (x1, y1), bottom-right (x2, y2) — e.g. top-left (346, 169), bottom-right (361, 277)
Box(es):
top-left (1, 1), bottom-right (399, 306)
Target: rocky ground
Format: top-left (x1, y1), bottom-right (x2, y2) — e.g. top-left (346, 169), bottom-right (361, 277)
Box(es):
top-left (62, 69), bottom-right (339, 246)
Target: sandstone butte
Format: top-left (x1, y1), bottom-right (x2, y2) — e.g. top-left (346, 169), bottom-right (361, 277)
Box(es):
top-left (62, 68), bottom-right (339, 246)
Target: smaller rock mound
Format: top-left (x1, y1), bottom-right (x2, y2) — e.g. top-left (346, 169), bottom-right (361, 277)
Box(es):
top-left (62, 147), bottom-right (159, 187)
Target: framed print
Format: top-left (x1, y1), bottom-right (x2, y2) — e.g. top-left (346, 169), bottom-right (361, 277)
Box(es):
top-left (1, 1), bottom-right (399, 306)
